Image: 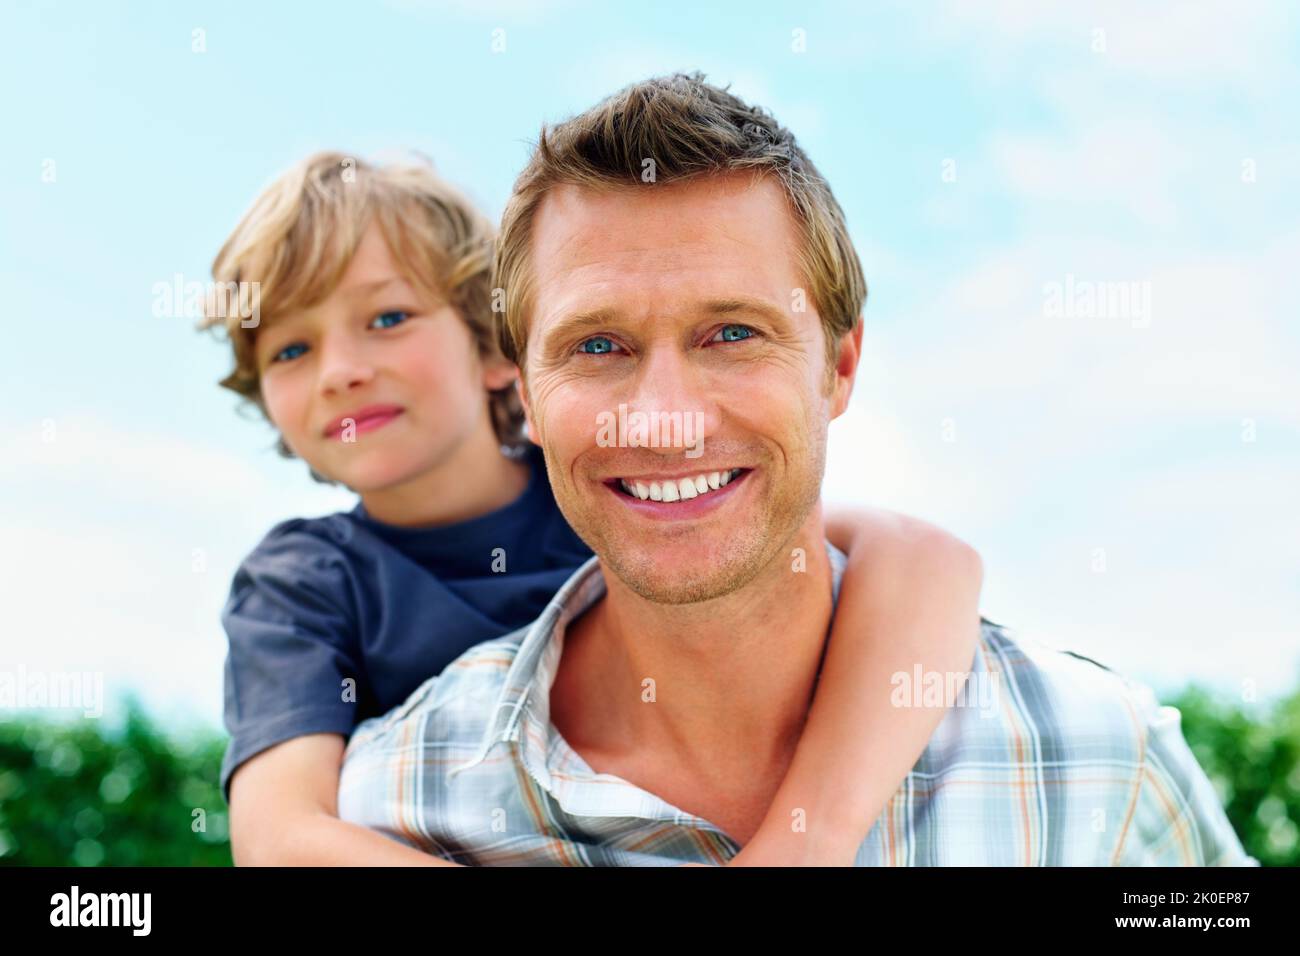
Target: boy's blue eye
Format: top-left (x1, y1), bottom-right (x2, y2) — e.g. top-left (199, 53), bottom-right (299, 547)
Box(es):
top-left (714, 324), bottom-right (755, 343)
top-left (370, 310), bottom-right (408, 330)
top-left (578, 336), bottom-right (621, 355)
top-left (272, 343), bottom-right (308, 363)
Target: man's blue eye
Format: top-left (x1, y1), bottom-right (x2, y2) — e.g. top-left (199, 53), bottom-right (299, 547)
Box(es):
top-left (273, 343), bottom-right (307, 363)
top-left (716, 324), bottom-right (754, 343)
top-left (578, 336), bottom-right (620, 355)
top-left (371, 310), bottom-right (408, 330)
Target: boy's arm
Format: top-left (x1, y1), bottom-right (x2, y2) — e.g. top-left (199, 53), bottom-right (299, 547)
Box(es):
top-left (728, 508), bottom-right (983, 866)
top-left (229, 734), bottom-right (460, 867)
top-left (221, 527), bottom-right (459, 866)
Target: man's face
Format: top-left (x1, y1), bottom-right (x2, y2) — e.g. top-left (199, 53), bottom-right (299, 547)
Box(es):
top-left (519, 171), bottom-right (861, 604)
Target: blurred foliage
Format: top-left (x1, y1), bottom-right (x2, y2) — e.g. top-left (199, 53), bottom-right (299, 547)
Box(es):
top-left (1166, 683), bottom-right (1299, 867)
top-left (0, 696), bottom-right (231, 866)
top-left (0, 684), bottom-right (1296, 866)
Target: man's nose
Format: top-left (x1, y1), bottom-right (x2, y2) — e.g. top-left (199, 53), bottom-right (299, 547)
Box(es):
top-left (317, 337), bottom-right (375, 395)
top-left (623, 346), bottom-right (722, 454)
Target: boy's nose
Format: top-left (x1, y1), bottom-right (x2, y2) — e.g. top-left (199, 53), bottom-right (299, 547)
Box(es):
top-left (318, 350), bottom-right (376, 394)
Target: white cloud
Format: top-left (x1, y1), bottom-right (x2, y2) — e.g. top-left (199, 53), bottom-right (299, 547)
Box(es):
top-left (936, 0), bottom-right (1299, 97)
top-left (989, 454), bottom-right (1300, 698)
top-left (1, 416), bottom-right (355, 726)
top-left (989, 119), bottom-right (1185, 230)
top-left (382, 0), bottom-right (583, 24)
top-left (820, 218), bottom-right (1300, 701)
top-left (887, 228), bottom-right (1300, 433)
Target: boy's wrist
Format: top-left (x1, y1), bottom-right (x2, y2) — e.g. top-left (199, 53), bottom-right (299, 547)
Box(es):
top-left (730, 813), bottom-right (862, 867)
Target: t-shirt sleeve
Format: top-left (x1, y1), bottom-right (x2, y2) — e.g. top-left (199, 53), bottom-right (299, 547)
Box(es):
top-left (218, 522), bottom-right (365, 802)
top-left (1115, 682), bottom-right (1259, 866)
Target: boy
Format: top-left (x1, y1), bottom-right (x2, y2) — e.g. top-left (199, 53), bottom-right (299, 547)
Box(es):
top-left (201, 151), bottom-right (983, 865)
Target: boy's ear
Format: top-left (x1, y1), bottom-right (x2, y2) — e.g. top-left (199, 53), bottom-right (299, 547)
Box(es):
top-left (482, 355), bottom-right (518, 392)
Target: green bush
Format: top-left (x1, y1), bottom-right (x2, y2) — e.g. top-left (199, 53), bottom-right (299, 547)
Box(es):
top-left (0, 697), bottom-right (231, 866)
top-left (1165, 683), bottom-right (1300, 866)
top-left (1, 684), bottom-right (1295, 866)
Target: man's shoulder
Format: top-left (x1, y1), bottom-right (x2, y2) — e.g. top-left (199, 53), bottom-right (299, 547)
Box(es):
top-left (978, 618), bottom-right (1142, 701)
top-left (935, 619), bottom-right (1162, 763)
top-left (344, 628), bottom-right (529, 748)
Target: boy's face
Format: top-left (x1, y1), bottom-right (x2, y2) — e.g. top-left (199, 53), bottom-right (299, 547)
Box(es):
top-left (254, 223), bottom-right (514, 493)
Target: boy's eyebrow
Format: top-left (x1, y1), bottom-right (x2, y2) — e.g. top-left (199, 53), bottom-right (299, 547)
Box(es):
top-left (338, 276), bottom-right (414, 297)
top-left (256, 276), bottom-right (429, 341)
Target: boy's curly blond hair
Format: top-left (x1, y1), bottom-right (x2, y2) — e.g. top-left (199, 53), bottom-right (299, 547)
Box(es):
top-left (200, 151), bottom-right (523, 476)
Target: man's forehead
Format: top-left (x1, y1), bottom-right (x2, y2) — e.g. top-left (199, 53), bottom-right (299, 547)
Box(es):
top-left (534, 172), bottom-right (794, 242)
top-left (529, 173), bottom-right (802, 297)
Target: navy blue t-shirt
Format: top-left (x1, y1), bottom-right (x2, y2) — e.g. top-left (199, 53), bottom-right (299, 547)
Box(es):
top-left (218, 442), bottom-right (592, 800)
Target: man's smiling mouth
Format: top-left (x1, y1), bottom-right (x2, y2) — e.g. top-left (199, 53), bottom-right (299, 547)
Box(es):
top-left (606, 467), bottom-right (749, 502)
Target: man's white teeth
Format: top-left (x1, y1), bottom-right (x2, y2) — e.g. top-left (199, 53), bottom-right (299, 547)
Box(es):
top-left (619, 469), bottom-right (740, 502)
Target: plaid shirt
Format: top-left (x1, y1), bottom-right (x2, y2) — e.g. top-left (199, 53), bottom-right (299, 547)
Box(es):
top-left (337, 543), bottom-right (1256, 866)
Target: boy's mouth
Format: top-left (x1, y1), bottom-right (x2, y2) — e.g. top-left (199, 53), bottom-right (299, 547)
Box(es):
top-left (323, 404), bottom-right (405, 440)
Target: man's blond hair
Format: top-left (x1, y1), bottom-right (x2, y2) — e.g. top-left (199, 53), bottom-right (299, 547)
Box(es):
top-left (493, 72), bottom-right (867, 374)
top-left (200, 151), bottom-right (523, 474)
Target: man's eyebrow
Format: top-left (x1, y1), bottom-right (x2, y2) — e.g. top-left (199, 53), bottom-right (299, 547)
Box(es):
top-left (538, 308), bottom-right (623, 352)
top-left (540, 298), bottom-right (790, 352)
top-left (702, 297), bottom-right (790, 323)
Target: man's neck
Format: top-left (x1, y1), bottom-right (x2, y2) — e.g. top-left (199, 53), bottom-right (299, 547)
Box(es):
top-left (549, 504), bottom-right (836, 842)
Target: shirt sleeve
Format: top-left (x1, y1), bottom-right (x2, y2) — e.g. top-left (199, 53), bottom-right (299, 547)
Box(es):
top-left (1115, 682), bottom-right (1259, 866)
top-left (218, 522), bottom-right (365, 802)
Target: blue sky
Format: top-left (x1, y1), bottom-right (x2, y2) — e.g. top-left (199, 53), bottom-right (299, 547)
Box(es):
top-left (2, 0), bottom-right (1298, 732)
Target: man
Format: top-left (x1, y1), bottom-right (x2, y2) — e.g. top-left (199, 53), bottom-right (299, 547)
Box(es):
top-left (337, 73), bottom-right (1253, 866)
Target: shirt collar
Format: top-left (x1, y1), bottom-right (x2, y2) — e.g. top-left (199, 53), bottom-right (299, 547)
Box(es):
top-left (448, 553), bottom-right (608, 778)
top-left (448, 540), bottom-right (847, 782)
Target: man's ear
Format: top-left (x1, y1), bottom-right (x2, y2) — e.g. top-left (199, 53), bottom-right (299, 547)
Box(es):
top-left (829, 319), bottom-right (864, 419)
top-left (515, 373), bottom-right (540, 445)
